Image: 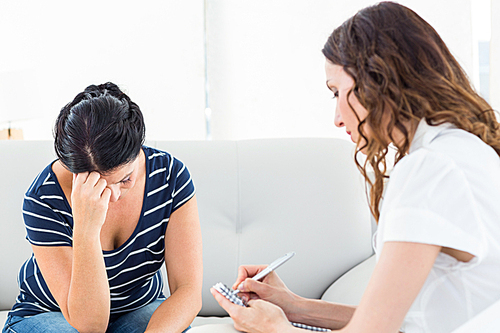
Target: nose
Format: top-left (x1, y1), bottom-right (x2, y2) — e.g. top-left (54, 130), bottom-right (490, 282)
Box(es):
top-left (107, 186), bottom-right (121, 202)
top-left (334, 106), bottom-right (344, 128)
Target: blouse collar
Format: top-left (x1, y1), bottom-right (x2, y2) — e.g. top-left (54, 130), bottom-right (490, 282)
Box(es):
top-left (409, 118), bottom-right (455, 154)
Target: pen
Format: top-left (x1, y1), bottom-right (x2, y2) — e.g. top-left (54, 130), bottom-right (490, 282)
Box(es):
top-left (235, 251), bottom-right (295, 293)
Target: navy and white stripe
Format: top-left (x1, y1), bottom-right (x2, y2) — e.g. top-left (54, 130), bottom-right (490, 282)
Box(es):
top-left (9, 146), bottom-right (195, 321)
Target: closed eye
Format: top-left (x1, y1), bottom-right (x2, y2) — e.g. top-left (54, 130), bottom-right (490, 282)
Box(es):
top-left (121, 178), bottom-right (132, 184)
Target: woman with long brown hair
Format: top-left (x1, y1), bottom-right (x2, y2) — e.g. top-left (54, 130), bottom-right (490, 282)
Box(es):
top-left (211, 2), bottom-right (500, 332)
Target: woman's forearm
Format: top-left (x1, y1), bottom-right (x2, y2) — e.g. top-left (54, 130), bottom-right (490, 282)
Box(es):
top-left (287, 296), bottom-right (356, 330)
top-left (63, 172), bottom-right (111, 332)
top-left (66, 230), bottom-right (110, 333)
top-left (145, 284), bottom-right (202, 333)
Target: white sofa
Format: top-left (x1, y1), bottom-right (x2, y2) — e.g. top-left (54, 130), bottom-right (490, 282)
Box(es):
top-left (0, 139), bottom-right (377, 330)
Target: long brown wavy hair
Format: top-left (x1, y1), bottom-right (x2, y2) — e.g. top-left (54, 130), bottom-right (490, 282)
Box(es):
top-left (322, 1), bottom-right (500, 222)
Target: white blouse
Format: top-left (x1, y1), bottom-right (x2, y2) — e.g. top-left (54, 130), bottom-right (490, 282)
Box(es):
top-left (374, 119), bottom-right (500, 332)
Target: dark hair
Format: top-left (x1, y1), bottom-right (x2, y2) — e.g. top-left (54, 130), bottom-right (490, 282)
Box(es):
top-left (54, 82), bottom-right (146, 174)
top-left (322, 2), bottom-right (500, 221)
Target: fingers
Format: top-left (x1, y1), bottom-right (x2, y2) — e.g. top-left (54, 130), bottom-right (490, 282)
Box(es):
top-left (101, 188), bottom-right (112, 202)
top-left (246, 299), bottom-right (292, 331)
top-left (237, 277), bottom-right (275, 304)
top-left (233, 266), bottom-right (252, 289)
top-left (85, 172), bottom-right (107, 193)
top-left (211, 289), bottom-right (292, 333)
top-left (238, 290), bottom-right (261, 304)
top-left (210, 288), bottom-right (241, 317)
top-left (73, 172), bottom-right (109, 199)
top-left (212, 287), bottom-right (255, 332)
top-left (72, 172), bottom-right (87, 190)
top-left (71, 171), bottom-right (111, 233)
top-left (233, 265), bottom-right (268, 290)
top-left (238, 277), bottom-right (270, 295)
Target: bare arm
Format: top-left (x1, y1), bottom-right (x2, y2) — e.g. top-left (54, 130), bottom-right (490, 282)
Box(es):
top-left (33, 172), bottom-right (111, 333)
top-left (339, 241), bottom-right (440, 332)
top-left (145, 196), bottom-right (203, 333)
top-left (217, 264), bottom-right (355, 331)
top-left (214, 241), bottom-right (440, 332)
top-left (287, 298), bottom-right (356, 330)
top-left (282, 241), bottom-right (440, 332)
top-left (233, 265), bottom-right (355, 330)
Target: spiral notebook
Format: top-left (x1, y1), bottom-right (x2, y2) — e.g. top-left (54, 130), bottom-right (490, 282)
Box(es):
top-left (213, 282), bottom-right (331, 332)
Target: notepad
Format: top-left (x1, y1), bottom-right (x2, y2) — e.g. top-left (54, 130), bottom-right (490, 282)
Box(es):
top-left (213, 282), bottom-right (331, 332)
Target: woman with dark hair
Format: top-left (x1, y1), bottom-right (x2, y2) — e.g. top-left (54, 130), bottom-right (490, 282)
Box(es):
top-left (212, 2), bottom-right (500, 332)
top-left (2, 82), bottom-right (202, 333)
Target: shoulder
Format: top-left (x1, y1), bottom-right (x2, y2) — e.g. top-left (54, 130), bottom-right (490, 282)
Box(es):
top-left (143, 146), bottom-right (184, 173)
top-left (379, 127), bottom-right (498, 257)
top-left (393, 124), bottom-right (498, 185)
top-left (142, 146), bottom-right (170, 166)
top-left (427, 126), bottom-right (497, 163)
top-left (141, 146), bottom-right (195, 213)
top-left (22, 162), bottom-right (73, 241)
top-left (388, 148), bottom-right (457, 194)
top-left (405, 120), bottom-right (498, 172)
top-left (387, 131), bottom-right (484, 209)
top-left (142, 146), bottom-right (194, 194)
top-left (25, 162), bottom-right (60, 198)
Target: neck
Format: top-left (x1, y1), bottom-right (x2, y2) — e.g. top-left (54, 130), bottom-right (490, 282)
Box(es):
top-left (391, 118), bottom-right (420, 151)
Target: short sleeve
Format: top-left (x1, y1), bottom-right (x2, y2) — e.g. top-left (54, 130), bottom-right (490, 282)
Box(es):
top-left (170, 158), bottom-right (196, 211)
top-left (23, 194), bottom-right (73, 247)
top-left (379, 149), bottom-right (485, 260)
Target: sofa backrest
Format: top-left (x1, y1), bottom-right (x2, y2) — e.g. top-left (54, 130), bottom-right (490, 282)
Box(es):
top-left (153, 138), bottom-right (373, 315)
top-left (0, 139), bottom-right (373, 317)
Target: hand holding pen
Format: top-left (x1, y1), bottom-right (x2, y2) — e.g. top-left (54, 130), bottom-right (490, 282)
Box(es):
top-left (232, 252), bottom-right (299, 310)
top-left (233, 252), bottom-right (295, 293)
top-left (213, 252), bottom-right (332, 332)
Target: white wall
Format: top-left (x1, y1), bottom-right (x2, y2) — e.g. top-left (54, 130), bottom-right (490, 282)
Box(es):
top-left (491, 0), bottom-right (500, 111)
top-left (206, 0), bottom-right (474, 140)
top-left (0, 0), bottom-right (476, 141)
top-left (0, 0), bottom-right (206, 141)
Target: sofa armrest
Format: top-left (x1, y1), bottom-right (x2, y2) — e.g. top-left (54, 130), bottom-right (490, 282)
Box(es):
top-left (321, 255), bottom-right (376, 305)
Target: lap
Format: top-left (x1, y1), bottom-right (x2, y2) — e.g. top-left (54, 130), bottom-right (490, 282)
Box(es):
top-left (3, 299), bottom-right (190, 333)
top-left (107, 298), bottom-right (185, 333)
top-left (2, 312), bottom-right (78, 333)
top-left (107, 299), bottom-right (163, 333)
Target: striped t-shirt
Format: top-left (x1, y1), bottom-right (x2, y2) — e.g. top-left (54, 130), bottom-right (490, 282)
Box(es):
top-left (9, 146), bottom-right (196, 321)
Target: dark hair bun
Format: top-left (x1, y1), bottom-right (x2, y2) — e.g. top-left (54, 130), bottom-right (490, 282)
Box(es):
top-left (54, 82), bottom-right (145, 174)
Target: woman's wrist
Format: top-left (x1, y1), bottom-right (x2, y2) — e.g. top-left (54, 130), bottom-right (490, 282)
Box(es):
top-left (72, 229), bottom-right (102, 250)
top-left (72, 218), bottom-right (103, 240)
top-left (287, 297), bottom-right (355, 330)
top-left (284, 292), bottom-right (307, 323)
